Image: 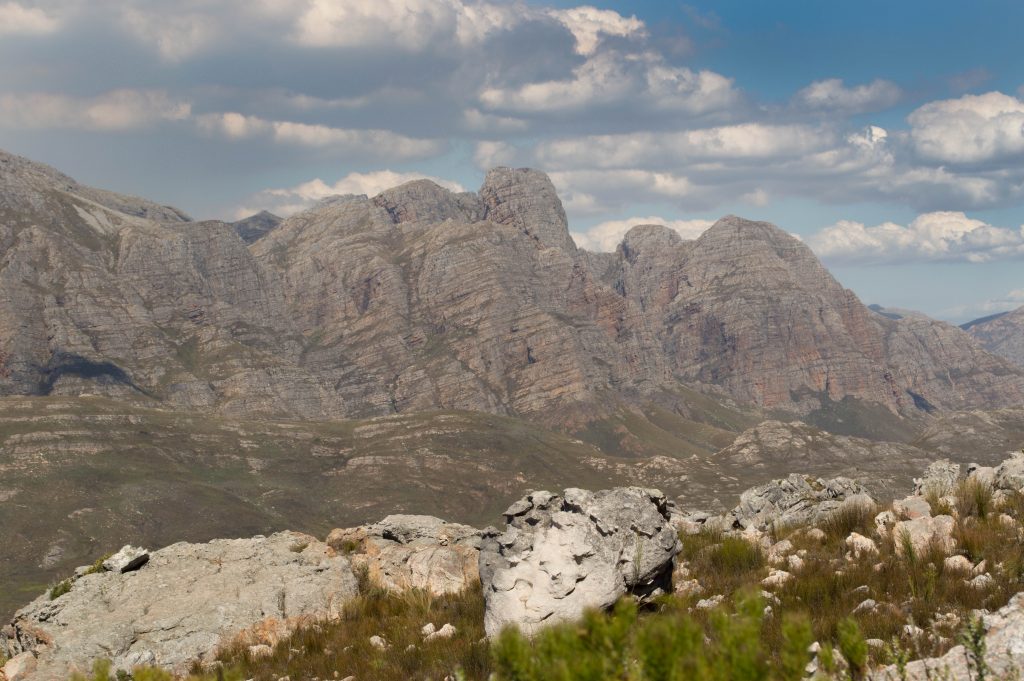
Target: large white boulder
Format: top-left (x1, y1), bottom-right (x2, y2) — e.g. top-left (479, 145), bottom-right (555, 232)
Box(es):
top-left (479, 487), bottom-right (680, 637)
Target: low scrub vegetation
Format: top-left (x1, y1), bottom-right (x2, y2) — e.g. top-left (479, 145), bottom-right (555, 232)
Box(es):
top-left (67, 487), bottom-right (1024, 681)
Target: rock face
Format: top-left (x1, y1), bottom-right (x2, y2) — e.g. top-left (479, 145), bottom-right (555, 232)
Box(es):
top-left (231, 210), bottom-right (282, 244)
top-left (0, 532), bottom-right (357, 679)
top-left (871, 592), bottom-right (1024, 680)
top-left (479, 487), bottom-right (679, 637)
top-left (327, 515), bottom-right (481, 595)
top-left (964, 305), bottom-right (1024, 367)
top-left (1, 148), bottom-right (1022, 423)
top-left (718, 474), bottom-right (873, 532)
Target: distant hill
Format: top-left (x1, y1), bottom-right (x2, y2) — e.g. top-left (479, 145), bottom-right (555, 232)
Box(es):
top-left (231, 210), bottom-right (282, 244)
top-left (964, 306), bottom-right (1024, 367)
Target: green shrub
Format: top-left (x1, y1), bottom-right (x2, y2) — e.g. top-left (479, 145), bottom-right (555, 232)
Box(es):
top-left (837, 618), bottom-right (868, 680)
top-left (957, 478), bottom-right (994, 520)
top-left (84, 553), bottom-right (113, 576)
top-left (821, 502), bottom-right (877, 543)
top-left (49, 578), bottom-right (73, 600)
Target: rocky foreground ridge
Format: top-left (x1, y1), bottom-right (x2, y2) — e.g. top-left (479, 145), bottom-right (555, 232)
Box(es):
top-left (7, 453), bottom-right (1024, 680)
top-left (1, 149), bottom-right (1021, 423)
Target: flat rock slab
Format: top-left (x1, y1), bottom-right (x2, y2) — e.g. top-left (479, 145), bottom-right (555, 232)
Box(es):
top-left (328, 514), bottom-right (481, 596)
top-left (1, 532), bottom-right (357, 680)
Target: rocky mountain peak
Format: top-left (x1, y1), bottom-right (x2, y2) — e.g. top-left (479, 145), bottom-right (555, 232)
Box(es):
top-left (620, 224), bottom-right (684, 260)
top-left (479, 167), bottom-right (575, 252)
top-left (373, 179), bottom-right (483, 225)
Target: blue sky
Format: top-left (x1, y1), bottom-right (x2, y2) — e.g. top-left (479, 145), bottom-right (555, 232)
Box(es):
top-left (1, 0), bottom-right (1023, 321)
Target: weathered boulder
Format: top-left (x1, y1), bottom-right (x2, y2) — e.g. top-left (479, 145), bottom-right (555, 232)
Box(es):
top-left (994, 451), bottom-right (1024, 493)
top-left (912, 460), bottom-right (960, 496)
top-left (479, 487), bottom-right (680, 637)
top-left (893, 495), bottom-right (932, 520)
top-left (870, 591), bottom-right (1024, 680)
top-left (0, 532), bottom-right (357, 679)
top-left (327, 515), bottom-right (481, 595)
top-left (893, 515), bottom-right (956, 557)
top-left (102, 545), bottom-right (150, 573)
top-left (719, 474), bottom-right (873, 532)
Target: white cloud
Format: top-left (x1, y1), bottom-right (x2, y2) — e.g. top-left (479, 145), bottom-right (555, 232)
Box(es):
top-left (0, 90), bottom-right (191, 130)
top-left (237, 170), bottom-right (466, 218)
top-left (795, 78), bottom-right (901, 113)
top-left (473, 140), bottom-right (518, 169)
top-left (572, 215), bottom-right (712, 251)
top-left (197, 112), bottom-right (442, 159)
top-left (0, 1), bottom-right (58, 35)
top-left (909, 91), bottom-right (1024, 163)
top-left (943, 289), bottom-right (1024, 320)
top-left (535, 123), bottom-right (827, 169)
top-left (121, 8), bottom-right (219, 61)
top-left (291, 0), bottom-right (519, 50)
top-left (479, 51), bottom-right (739, 115)
top-left (462, 108), bottom-right (528, 133)
top-left (547, 6), bottom-right (645, 55)
top-left (810, 211), bottom-right (1024, 263)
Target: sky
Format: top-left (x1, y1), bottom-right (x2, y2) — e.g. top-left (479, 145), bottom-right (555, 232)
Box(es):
top-left (1, 1), bottom-right (1023, 322)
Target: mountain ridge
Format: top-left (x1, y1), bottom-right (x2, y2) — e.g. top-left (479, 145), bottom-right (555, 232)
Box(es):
top-left (0, 149), bottom-right (1020, 426)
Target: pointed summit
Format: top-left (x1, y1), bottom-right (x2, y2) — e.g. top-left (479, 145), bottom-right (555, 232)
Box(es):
top-left (480, 167), bottom-right (576, 252)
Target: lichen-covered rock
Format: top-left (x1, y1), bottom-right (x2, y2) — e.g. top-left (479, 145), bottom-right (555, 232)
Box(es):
top-left (913, 460), bottom-right (961, 496)
top-left (327, 515), bottom-right (481, 595)
top-left (893, 515), bottom-right (956, 557)
top-left (0, 532), bottom-right (357, 680)
top-left (102, 545), bottom-right (149, 573)
top-left (719, 474), bottom-right (873, 532)
top-left (479, 487), bottom-right (680, 637)
top-left (994, 451), bottom-right (1024, 493)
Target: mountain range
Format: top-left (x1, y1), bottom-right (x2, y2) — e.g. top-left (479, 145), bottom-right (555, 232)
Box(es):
top-left (1, 147), bottom-right (1023, 620)
top-left (1, 148), bottom-right (1021, 425)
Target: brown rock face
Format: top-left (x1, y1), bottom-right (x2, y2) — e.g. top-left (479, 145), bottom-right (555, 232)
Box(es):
top-left (601, 217), bottom-right (1024, 414)
top-left (964, 306), bottom-right (1024, 367)
top-left (0, 149), bottom-right (1021, 421)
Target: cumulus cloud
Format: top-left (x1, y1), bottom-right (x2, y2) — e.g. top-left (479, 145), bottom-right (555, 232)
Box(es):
top-left (291, 0), bottom-right (519, 50)
top-left (810, 211), bottom-right (1024, 263)
top-left (535, 123), bottom-right (827, 170)
top-left (0, 90), bottom-right (191, 130)
top-left (479, 51), bottom-right (739, 116)
top-left (795, 78), bottom-right (902, 113)
top-left (236, 170), bottom-right (465, 217)
top-left (909, 91), bottom-right (1024, 164)
top-left (121, 8), bottom-right (220, 61)
top-left (197, 112), bottom-right (442, 159)
top-left (0, 1), bottom-right (58, 35)
top-left (547, 6), bottom-right (645, 55)
top-left (571, 215), bottom-right (712, 251)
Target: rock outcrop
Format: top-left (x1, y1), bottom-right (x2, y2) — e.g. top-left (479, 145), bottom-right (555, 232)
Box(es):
top-left (716, 474), bottom-right (874, 532)
top-left (0, 532), bottom-right (357, 680)
top-left (327, 515), bottom-right (482, 595)
top-left (479, 487), bottom-right (680, 637)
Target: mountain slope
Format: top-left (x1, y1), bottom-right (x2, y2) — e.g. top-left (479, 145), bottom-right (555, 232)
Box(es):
top-left (964, 305), bottom-right (1024, 367)
top-left (0, 148), bottom-right (1021, 424)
